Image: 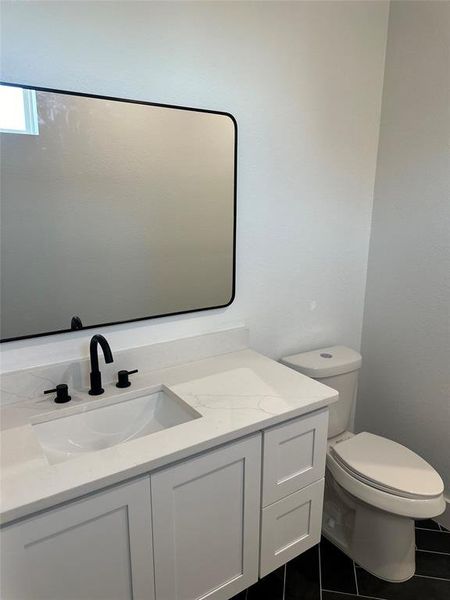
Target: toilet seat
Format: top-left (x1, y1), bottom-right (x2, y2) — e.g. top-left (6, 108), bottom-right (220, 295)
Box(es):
top-left (327, 432), bottom-right (445, 518)
top-left (330, 432), bottom-right (444, 499)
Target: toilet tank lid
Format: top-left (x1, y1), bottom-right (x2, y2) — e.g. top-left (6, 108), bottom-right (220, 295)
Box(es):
top-left (281, 345), bottom-right (362, 378)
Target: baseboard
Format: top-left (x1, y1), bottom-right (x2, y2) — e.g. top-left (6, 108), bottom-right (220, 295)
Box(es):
top-left (436, 493), bottom-right (450, 530)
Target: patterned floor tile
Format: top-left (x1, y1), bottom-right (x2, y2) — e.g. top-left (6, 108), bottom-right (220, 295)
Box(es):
top-left (356, 566), bottom-right (450, 600)
top-left (320, 536), bottom-right (357, 594)
top-left (322, 592), bottom-right (383, 600)
top-left (416, 528), bottom-right (450, 553)
top-left (247, 565), bottom-right (284, 600)
top-left (416, 518), bottom-right (441, 531)
top-left (229, 592), bottom-right (247, 600)
top-left (285, 544), bottom-right (320, 600)
top-left (415, 550), bottom-right (450, 580)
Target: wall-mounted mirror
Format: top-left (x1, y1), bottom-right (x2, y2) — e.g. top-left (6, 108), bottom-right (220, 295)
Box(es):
top-left (0, 83), bottom-right (236, 341)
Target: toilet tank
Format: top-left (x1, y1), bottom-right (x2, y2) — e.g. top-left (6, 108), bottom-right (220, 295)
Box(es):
top-left (281, 346), bottom-right (362, 438)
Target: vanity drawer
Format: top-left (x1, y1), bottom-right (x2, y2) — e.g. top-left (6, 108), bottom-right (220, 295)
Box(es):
top-left (262, 408), bottom-right (328, 506)
top-left (259, 478), bottom-right (324, 577)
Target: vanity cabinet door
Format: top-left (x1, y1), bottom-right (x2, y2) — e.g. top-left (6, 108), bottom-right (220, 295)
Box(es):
top-left (151, 434), bottom-right (261, 600)
top-left (0, 477), bottom-right (154, 600)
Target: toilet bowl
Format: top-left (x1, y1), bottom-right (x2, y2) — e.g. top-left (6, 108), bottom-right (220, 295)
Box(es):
top-left (281, 346), bottom-right (445, 582)
top-left (324, 430), bottom-right (445, 581)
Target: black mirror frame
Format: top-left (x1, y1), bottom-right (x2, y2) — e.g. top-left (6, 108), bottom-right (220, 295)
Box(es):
top-left (0, 82), bottom-right (237, 342)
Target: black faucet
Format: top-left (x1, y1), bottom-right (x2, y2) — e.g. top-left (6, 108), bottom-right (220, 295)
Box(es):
top-left (89, 334), bottom-right (114, 395)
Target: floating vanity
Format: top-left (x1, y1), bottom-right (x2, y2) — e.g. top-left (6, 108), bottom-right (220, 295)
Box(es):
top-left (0, 335), bottom-right (337, 600)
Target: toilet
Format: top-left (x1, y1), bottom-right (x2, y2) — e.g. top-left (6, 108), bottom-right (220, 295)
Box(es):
top-left (281, 346), bottom-right (445, 583)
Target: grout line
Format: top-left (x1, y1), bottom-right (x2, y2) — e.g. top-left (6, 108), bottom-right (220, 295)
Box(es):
top-left (353, 560), bottom-right (359, 595)
top-left (416, 548), bottom-right (450, 556)
top-left (245, 589), bottom-right (248, 600)
top-left (415, 573), bottom-right (450, 582)
top-left (415, 547), bottom-right (450, 556)
top-left (318, 543), bottom-right (323, 600)
top-left (282, 563), bottom-right (286, 600)
top-left (322, 589), bottom-right (387, 600)
top-left (415, 526), bottom-right (444, 532)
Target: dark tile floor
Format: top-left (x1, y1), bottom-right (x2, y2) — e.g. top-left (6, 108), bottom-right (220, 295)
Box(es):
top-left (231, 519), bottom-right (450, 599)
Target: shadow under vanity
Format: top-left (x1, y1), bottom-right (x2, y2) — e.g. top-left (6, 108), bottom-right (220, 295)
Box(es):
top-left (0, 329), bottom-right (338, 600)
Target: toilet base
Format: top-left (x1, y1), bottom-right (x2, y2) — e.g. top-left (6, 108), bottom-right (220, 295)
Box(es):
top-left (322, 473), bottom-right (416, 583)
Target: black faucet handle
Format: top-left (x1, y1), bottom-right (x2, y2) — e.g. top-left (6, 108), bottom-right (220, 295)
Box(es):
top-left (116, 369), bottom-right (138, 388)
top-left (44, 384), bottom-right (71, 404)
top-left (70, 315), bottom-right (83, 330)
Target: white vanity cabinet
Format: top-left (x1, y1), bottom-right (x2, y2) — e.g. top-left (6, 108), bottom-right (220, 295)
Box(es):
top-left (151, 434), bottom-right (261, 600)
top-left (0, 409), bottom-right (329, 600)
top-left (0, 477), bottom-right (154, 600)
top-left (0, 435), bottom-right (261, 600)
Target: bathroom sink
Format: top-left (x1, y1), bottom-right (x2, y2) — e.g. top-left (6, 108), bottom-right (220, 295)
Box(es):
top-left (33, 388), bottom-right (201, 464)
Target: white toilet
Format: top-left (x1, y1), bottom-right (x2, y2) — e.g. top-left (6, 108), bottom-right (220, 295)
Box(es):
top-left (281, 346), bottom-right (445, 583)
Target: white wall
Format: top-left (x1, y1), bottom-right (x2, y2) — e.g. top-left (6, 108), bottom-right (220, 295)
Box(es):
top-left (0, 1), bottom-right (389, 371)
top-left (356, 1), bottom-right (450, 493)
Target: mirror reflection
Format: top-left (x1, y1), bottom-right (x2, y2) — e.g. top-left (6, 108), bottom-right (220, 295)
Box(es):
top-left (0, 85), bottom-right (236, 341)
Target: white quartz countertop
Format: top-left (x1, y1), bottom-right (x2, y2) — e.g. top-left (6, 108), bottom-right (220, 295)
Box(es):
top-left (0, 349), bottom-right (338, 525)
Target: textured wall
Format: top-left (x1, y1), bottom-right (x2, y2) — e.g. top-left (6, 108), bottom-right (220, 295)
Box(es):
top-left (0, 1), bottom-right (389, 370)
top-left (357, 1), bottom-right (450, 492)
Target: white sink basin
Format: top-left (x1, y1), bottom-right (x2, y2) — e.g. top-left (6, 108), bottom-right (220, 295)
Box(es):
top-left (33, 388), bottom-right (201, 464)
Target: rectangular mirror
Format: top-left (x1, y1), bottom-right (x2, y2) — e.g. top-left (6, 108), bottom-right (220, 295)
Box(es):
top-left (0, 83), bottom-right (236, 341)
